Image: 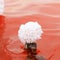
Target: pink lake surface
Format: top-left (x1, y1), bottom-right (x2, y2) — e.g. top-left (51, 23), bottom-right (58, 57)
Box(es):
top-left (0, 4), bottom-right (60, 60)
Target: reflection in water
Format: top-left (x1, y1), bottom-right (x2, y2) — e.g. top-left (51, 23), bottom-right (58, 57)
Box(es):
top-left (25, 43), bottom-right (45, 60)
top-left (0, 15), bottom-right (5, 38)
top-left (0, 15), bottom-right (12, 60)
